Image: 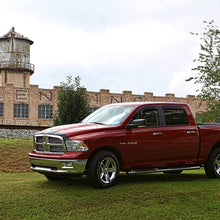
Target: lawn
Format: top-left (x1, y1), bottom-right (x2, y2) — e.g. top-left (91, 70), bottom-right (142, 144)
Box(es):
top-left (1, 138), bottom-right (220, 219)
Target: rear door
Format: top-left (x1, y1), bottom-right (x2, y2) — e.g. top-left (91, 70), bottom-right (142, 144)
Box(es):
top-left (159, 106), bottom-right (200, 165)
top-left (122, 106), bottom-right (200, 169)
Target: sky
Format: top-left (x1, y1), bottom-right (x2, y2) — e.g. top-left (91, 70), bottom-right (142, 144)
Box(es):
top-left (0, 0), bottom-right (220, 98)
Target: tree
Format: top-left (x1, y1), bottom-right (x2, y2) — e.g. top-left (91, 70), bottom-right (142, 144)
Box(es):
top-left (187, 20), bottom-right (220, 122)
top-left (53, 75), bottom-right (90, 126)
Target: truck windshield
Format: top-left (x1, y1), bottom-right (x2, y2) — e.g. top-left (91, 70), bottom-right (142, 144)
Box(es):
top-left (82, 105), bottom-right (135, 125)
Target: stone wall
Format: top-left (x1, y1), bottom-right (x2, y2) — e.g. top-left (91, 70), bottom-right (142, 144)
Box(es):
top-left (0, 128), bottom-right (40, 138)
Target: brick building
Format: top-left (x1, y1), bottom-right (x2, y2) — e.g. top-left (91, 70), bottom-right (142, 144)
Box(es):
top-left (0, 28), bottom-right (206, 127)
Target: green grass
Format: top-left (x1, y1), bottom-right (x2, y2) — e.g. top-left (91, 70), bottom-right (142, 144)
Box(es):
top-left (0, 137), bottom-right (33, 150)
top-left (1, 137), bottom-right (220, 219)
top-left (1, 170), bottom-right (220, 220)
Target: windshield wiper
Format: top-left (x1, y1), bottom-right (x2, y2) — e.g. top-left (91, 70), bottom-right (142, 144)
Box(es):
top-left (90, 122), bottom-right (106, 125)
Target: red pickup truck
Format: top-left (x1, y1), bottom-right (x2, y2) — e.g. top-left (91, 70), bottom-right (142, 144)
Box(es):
top-left (29, 102), bottom-right (220, 188)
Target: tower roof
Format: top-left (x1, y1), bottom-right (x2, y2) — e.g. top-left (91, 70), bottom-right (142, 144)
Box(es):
top-left (0, 27), bottom-right (33, 45)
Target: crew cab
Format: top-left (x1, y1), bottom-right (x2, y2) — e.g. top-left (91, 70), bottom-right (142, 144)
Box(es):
top-left (29, 102), bottom-right (220, 188)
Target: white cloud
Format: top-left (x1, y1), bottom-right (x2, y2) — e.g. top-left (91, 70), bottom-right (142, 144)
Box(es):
top-left (0, 0), bottom-right (220, 96)
top-left (169, 66), bottom-right (202, 97)
top-left (31, 20), bottom-right (184, 69)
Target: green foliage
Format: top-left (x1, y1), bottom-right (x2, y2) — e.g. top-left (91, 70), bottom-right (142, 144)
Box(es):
top-left (187, 20), bottom-right (220, 122)
top-left (196, 101), bottom-right (220, 123)
top-left (53, 75), bottom-right (90, 126)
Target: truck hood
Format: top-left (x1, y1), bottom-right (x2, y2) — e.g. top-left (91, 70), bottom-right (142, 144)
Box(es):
top-left (37, 123), bottom-right (114, 139)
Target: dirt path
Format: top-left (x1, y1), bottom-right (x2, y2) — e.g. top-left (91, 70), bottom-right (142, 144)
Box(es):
top-left (0, 140), bottom-right (33, 173)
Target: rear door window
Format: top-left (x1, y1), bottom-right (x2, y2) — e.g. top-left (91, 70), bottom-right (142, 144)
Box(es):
top-left (162, 107), bottom-right (189, 126)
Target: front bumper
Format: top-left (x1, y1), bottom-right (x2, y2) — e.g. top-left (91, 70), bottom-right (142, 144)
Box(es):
top-left (29, 157), bottom-right (87, 174)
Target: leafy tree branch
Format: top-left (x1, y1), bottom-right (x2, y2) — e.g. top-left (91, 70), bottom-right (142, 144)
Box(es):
top-left (187, 20), bottom-right (220, 122)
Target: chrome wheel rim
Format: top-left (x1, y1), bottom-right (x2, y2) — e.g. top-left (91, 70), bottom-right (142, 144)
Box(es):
top-left (214, 153), bottom-right (220, 175)
top-left (99, 157), bottom-right (117, 184)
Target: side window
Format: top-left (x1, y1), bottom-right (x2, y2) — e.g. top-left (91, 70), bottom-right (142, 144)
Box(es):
top-left (132, 108), bottom-right (159, 127)
top-left (38, 105), bottom-right (53, 119)
top-left (162, 107), bottom-right (189, 126)
top-left (0, 103), bottom-right (3, 117)
top-left (14, 103), bottom-right (29, 118)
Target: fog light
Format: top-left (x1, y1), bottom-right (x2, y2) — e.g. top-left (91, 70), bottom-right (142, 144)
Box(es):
top-left (62, 162), bottom-right (73, 168)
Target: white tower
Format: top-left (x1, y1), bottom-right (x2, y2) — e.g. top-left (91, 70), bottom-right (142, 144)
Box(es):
top-left (0, 27), bottom-right (34, 87)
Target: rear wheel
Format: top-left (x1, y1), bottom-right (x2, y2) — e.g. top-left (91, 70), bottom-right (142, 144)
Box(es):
top-left (204, 148), bottom-right (220, 178)
top-left (87, 151), bottom-right (120, 188)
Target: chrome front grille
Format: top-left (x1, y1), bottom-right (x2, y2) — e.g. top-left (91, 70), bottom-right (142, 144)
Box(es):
top-left (34, 135), bottom-right (65, 153)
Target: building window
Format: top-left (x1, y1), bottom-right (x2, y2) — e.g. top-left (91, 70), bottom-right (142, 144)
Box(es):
top-left (38, 105), bottom-right (53, 119)
top-left (0, 103), bottom-right (3, 117)
top-left (14, 103), bottom-right (29, 118)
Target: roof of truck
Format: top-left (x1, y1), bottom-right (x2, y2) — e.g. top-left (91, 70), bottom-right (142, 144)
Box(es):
top-left (105, 102), bottom-right (189, 107)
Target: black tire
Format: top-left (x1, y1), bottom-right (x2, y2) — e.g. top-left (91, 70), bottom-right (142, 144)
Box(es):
top-left (164, 170), bottom-right (183, 174)
top-left (204, 148), bottom-right (220, 178)
top-left (87, 151), bottom-right (120, 188)
top-left (44, 174), bottom-right (66, 181)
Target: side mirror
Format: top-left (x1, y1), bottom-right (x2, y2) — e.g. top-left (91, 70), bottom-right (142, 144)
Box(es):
top-left (126, 119), bottom-right (146, 129)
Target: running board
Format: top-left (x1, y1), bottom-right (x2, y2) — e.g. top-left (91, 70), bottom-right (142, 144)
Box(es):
top-left (127, 166), bottom-right (201, 174)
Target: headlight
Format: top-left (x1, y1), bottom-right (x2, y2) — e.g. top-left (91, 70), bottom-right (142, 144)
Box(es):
top-left (65, 140), bottom-right (89, 152)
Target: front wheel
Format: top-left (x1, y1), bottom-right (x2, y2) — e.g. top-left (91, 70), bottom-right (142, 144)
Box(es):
top-left (204, 148), bottom-right (220, 178)
top-left (87, 151), bottom-right (120, 188)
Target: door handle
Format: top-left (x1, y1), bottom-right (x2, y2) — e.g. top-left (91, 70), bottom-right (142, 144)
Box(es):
top-left (187, 131), bottom-right (196, 134)
top-left (153, 132), bottom-right (163, 136)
